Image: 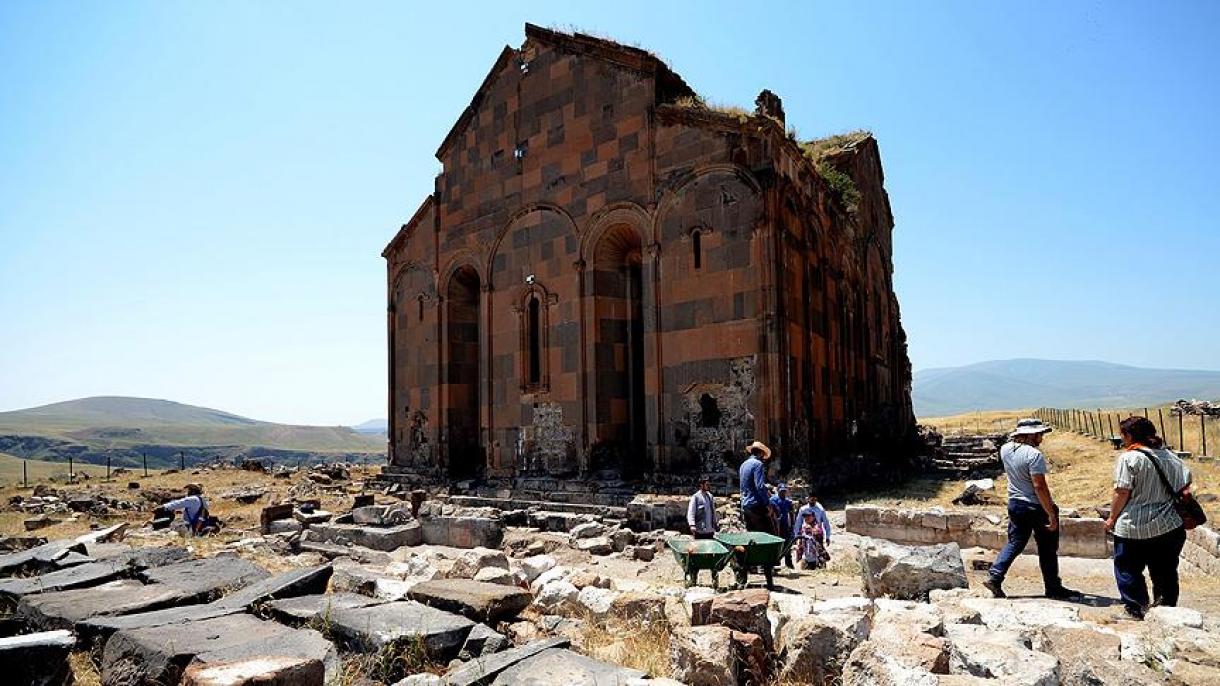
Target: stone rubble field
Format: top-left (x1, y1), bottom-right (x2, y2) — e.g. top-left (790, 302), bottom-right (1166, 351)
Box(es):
top-left (1, 464), bottom-right (1218, 685)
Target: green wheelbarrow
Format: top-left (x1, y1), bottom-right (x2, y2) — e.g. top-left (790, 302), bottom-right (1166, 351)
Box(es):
top-left (714, 531), bottom-right (789, 590)
top-left (666, 536), bottom-right (733, 589)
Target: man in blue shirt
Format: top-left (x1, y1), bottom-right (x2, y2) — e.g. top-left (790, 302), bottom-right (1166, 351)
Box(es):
top-left (769, 484), bottom-right (796, 569)
top-left (738, 441), bottom-right (776, 535)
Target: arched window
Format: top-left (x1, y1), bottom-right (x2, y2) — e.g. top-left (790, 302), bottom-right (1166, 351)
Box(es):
top-left (692, 229), bottom-right (703, 269)
top-left (527, 295), bottom-right (542, 385)
top-left (517, 284), bottom-right (552, 392)
top-left (417, 295), bottom-right (425, 321)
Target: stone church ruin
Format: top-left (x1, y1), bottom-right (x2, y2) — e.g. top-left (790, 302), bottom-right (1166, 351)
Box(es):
top-left (382, 24), bottom-right (915, 495)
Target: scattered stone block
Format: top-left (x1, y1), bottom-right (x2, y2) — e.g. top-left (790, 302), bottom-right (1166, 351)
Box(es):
top-left (708, 588), bottom-right (771, 641)
top-left (473, 567), bottom-right (515, 585)
top-left (944, 624), bottom-right (1058, 685)
top-left (306, 522), bottom-right (421, 551)
top-left (351, 505), bottom-right (388, 525)
top-left (609, 591), bottom-right (667, 624)
top-left (327, 601), bottom-right (474, 659)
top-left (140, 556), bottom-right (269, 603)
top-left (80, 603), bottom-right (243, 640)
top-left (458, 623), bottom-right (512, 661)
top-left (446, 638), bottom-right (569, 686)
top-left (448, 547), bottom-right (509, 579)
top-left (214, 563), bottom-right (333, 609)
top-left (102, 614), bottom-right (337, 686)
top-left (670, 624), bottom-right (736, 686)
top-left (577, 586), bottom-right (619, 616)
top-left (1146, 606), bottom-right (1204, 629)
top-left (574, 536), bottom-right (613, 555)
top-left (0, 629), bottom-right (75, 686)
top-left (489, 647), bottom-right (646, 685)
top-left (841, 641), bottom-right (939, 686)
top-left (263, 592), bottom-right (383, 625)
top-left (260, 504), bottom-right (294, 534)
top-left (266, 519), bottom-right (302, 535)
top-left (860, 539), bottom-right (967, 600)
top-left (420, 516), bottom-right (504, 549)
top-left (532, 579), bottom-right (579, 616)
top-left (0, 539), bottom-right (87, 577)
top-left (778, 609), bottom-right (873, 684)
top-left (18, 579), bottom-right (189, 631)
top-left (294, 509), bottom-right (333, 525)
top-left (181, 655), bottom-right (325, 686)
top-left (408, 579), bottom-right (531, 623)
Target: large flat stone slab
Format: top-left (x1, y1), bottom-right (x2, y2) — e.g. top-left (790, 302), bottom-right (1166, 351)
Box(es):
top-left (0, 540), bottom-right (87, 577)
top-left (305, 522), bottom-right (422, 551)
top-left (18, 579), bottom-right (188, 631)
top-left (445, 638), bottom-right (569, 686)
top-left (102, 614), bottom-right (337, 686)
top-left (79, 603), bottom-right (243, 640)
top-left (328, 601), bottom-right (474, 659)
top-left (408, 579), bottom-right (531, 623)
top-left (0, 629), bottom-right (76, 686)
top-left (489, 648), bottom-right (647, 685)
top-left (139, 556), bottom-right (269, 603)
top-left (182, 655), bottom-right (325, 686)
top-left (80, 565), bottom-right (333, 640)
top-left (213, 563), bottom-right (333, 609)
top-left (264, 592), bottom-right (384, 625)
top-left (0, 546), bottom-right (190, 600)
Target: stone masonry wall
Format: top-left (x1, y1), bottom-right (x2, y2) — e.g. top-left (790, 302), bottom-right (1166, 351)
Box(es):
top-left (845, 505), bottom-right (1111, 559)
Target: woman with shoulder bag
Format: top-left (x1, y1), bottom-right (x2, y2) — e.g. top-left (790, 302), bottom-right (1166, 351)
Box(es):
top-left (1104, 416), bottom-right (1201, 619)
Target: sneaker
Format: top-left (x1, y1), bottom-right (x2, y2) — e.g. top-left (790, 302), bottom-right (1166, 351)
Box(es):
top-left (1045, 586), bottom-right (1084, 601)
top-left (982, 578), bottom-right (1006, 598)
top-left (1123, 605), bottom-right (1145, 621)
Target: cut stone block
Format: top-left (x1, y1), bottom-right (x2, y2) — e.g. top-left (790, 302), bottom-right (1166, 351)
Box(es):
top-left (263, 592), bottom-right (384, 625)
top-left (139, 556), bottom-right (269, 603)
top-left (0, 539), bottom-right (87, 577)
top-left (327, 601), bottom-right (474, 660)
top-left (459, 623), bottom-right (512, 661)
top-left (0, 546), bottom-right (189, 600)
top-left (214, 563), bottom-right (333, 609)
top-left (489, 647), bottom-right (647, 685)
top-left (0, 629), bottom-right (76, 686)
top-left (408, 579), bottom-right (532, 623)
top-left (306, 522), bottom-right (422, 551)
top-left (81, 565), bottom-right (333, 639)
top-left (18, 579), bottom-right (188, 631)
top-left (79, 603), bottom-right (244, 640)
top-left (420, 516), bottom-right (504, 549)
top-left (182, 655), bottom-right (326, 686)
top-left (102, 614), bottom-right (337, 686)
top-left (446, 638), bottom-right (570, 686)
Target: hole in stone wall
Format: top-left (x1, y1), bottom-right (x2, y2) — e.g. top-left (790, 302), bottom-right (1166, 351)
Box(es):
top-left (699, 394), bottom-right (722, 428)
top-left (692, 230), bottom-right (702, 269)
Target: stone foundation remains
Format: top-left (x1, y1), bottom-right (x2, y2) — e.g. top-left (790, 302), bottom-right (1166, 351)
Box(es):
top-left (845, 505), bottom-right (1111, 559)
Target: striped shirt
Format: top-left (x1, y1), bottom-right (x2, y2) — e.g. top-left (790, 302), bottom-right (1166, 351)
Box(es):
top-left (1113, 447), bottom-right (1192, 540)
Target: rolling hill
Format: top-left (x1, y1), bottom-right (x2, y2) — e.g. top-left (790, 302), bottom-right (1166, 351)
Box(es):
top-left (913, 359), bottom-right (1220, 417)
top-left (0, 396), bottom-right (385, 469)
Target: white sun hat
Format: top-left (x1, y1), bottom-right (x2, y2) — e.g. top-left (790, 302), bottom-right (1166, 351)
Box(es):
top-left (1011, 418), bottom-right (1053, 436)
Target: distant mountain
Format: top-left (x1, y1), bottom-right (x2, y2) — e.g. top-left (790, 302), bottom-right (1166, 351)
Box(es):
top-left (0, 396), bottom-right (385, 469)
top-left (913, 359), bottom-right (1220, 417)
top-left (351, 418), bottom-right (388, 435)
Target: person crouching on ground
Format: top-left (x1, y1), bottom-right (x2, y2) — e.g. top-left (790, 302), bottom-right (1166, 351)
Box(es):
top-left (160, 483), bottom-right (217, 536)
top-left (1105, 416), bottom-right (1193, 620)
top-left (687, 476), bottom-right (718, 539)
top-left (797, 493), bottom-right (832, 550)
top-left (770, 483), bottom-right (796, 569)
top-left (739, 441), bottom-right (776, 535)
top-left (984, 418), bottom-right (1082, 600)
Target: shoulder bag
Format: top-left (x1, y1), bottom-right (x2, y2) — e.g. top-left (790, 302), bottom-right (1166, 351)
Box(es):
top-left (1136, 448), bottom-right (1207, 530)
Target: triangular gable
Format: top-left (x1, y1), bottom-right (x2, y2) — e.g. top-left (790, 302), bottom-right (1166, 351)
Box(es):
top-left (434, 23), bottom-right (696, 161)
top-left (383, 194), bottom-right (436, 258)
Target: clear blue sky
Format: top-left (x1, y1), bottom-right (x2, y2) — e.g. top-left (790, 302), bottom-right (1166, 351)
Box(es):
top-left (2, 1), bottom-right (1217, 425)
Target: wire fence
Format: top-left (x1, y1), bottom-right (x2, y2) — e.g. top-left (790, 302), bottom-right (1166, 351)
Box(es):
top-left (1035, 406), bottom-right (1215, 459)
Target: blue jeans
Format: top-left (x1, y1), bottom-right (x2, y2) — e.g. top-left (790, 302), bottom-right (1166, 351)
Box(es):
top-left (1113, 527), bottom-right (1186, 614)
top-left (989, 499), bottom-right (1062, 591)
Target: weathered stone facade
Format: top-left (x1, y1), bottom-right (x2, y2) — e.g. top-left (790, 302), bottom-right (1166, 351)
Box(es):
top-left (383, 24), bottom-right (914, 489)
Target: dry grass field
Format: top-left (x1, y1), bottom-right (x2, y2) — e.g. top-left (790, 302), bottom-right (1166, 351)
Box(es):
top-left (846, 408), bottom-right (1220, 511)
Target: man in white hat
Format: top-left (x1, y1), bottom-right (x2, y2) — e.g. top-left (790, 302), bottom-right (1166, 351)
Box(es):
top-left (984, 418), bottom-right (1082, 600)
top-left (739, 441), bottom-right (776, 535)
